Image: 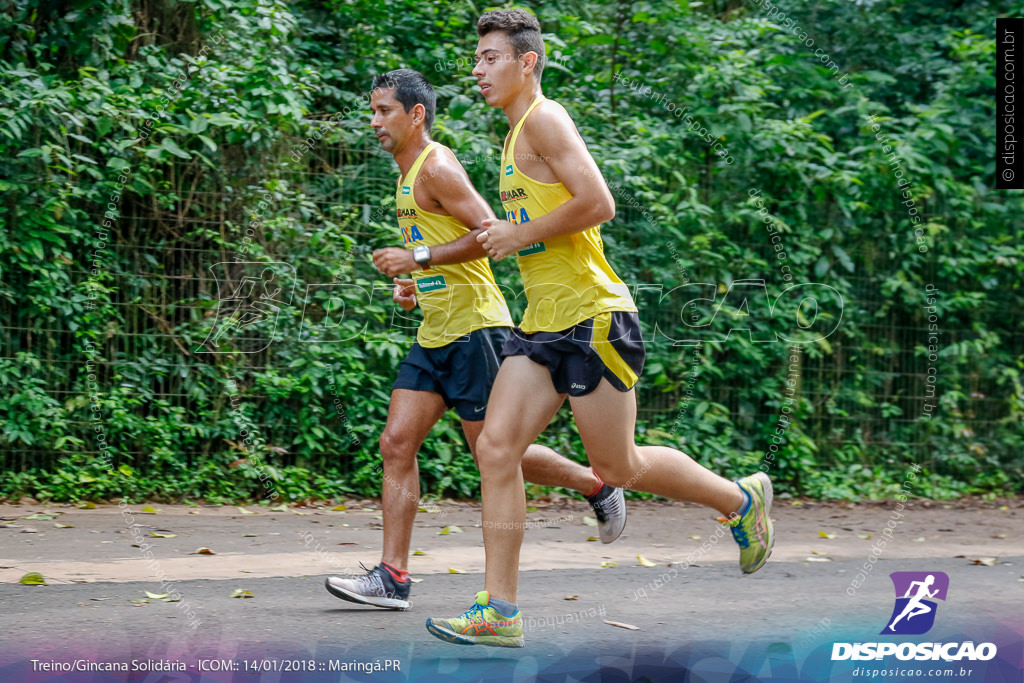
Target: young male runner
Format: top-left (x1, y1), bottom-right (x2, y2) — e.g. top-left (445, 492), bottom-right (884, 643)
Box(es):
top-left (425, 10), bottom-right (775, 647)
top-left (324, 69), bottom-right (626, 611)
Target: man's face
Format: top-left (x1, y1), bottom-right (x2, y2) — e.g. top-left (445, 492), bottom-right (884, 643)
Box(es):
top-left (369, 88), bottom-right (415, 154)
top-left (472, 32), bottom-right (532, 107)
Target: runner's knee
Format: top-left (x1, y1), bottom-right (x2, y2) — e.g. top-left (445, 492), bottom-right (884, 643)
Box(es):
top-left (591, 451), bottom-right (643, 488)
top-left (379, 430), bottom-right (418, 466)
top-left (475, 431), bottom-right (520, 476)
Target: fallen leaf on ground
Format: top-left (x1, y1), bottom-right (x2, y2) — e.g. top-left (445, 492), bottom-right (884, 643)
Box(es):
top-left (150, 531), bottom-right (177, 538)
top-left (21, 527), bottom-right (38, 533)
top-left (806, 556), bottom-right (832, 562)
top-left (230, 589), bottom-right (254, 598)
top-left (411, 550), bottom-right (427, 556)
top-left (140, 505), bottom-right (157, 514)
top-left (637, 554), bottom-right (657, 567)
top-left (448, 568), bottom-right (465, 574)
top-left (193, 547), bottom-right (216, 555)
top-left (818, 531), bottom-right (836, 539)
top-left (20, 572), bottom-right (45, 585)
top-left (76, 501), bottom-right (96, 509)
top-left (131, 599), bottom-right (150, 605)
top-left (243, 533), bottom-right (258, 537)
top-left (526, 507), bottom-right (538, 512)
top-left (236, 507), bottom-right (255, 515)
top-left (332, 505), bottom-right (346, 511)
top-left (269, 504), bottom-right (288, 512)
top-left (971, 557), bottom-right (998, 566)
top-left (688, 534), bottom-right (702, 540)
top-left (582, 517), bottom-right (598, 527)
top-left (601, 561), bottom-right (617, 568)
top-left (23, 514), bottom-right (54, 520)
top-left (857, 534), bottom-right (872, 539)
top-left (604, 620), bottom-right (640, 631)
top-left (586, 536), bottom-right (599, 542)
top-left (145, 591), bottom-right (169, 599)
top-left (54, 523), bottom-right (73, 528)
top-left (90, 597), bottom-right (110, 601)
top-left (409, 577), bottom-right (424, 583)
top-left (563, 595), bottom-right (579, 601)
top-left (438, 525), bottom-right (463, 535)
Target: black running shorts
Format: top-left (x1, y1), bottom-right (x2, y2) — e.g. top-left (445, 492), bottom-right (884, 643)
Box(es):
top-left (392, 326), bottom-right (511, 421)
top-left (500, 311), bottom-right (645, 396)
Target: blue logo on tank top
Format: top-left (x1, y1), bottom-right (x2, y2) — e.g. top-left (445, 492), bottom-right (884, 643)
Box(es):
top-left (402, 224), bottom-right (424, 243)
top-left (505, 164), bottom-right (513, 176)
top-left (401, 186), bottom-right (411, 195)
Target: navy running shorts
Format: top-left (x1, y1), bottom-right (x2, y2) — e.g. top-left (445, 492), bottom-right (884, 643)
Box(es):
top-left (393, 326), bottom-right (511, 421)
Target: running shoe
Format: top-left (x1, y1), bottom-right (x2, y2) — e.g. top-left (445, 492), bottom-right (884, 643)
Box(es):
top-left (425, 591), bottom-right (524, 647)
top-left (587, 483), bottom-right (627, 543)
top-left (718, 472), bottom-right (774, 573)
top-left (324, 562), bottom-right (410, 610)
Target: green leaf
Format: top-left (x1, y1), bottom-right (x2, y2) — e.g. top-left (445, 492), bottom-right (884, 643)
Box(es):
top-left (161, 138), bottom-right (191, 160)
top-left (20, 572), bottom-right (45, 585)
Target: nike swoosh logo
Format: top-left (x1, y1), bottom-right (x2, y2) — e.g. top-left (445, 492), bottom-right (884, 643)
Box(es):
top-left (474, 406), bottom-right (487, 413)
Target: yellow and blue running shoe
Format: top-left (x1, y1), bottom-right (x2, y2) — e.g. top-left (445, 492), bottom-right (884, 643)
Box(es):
top-left (425, 591), bottom-right (524, 647)
top-left (718, 472), bottom-right (775, 573)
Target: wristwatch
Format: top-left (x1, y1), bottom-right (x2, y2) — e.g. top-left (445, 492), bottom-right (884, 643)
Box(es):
top-left (413, 245), bottom-right (431, 268)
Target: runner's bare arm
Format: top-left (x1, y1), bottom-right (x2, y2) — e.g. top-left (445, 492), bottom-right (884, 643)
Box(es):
top-left (421, 157), bottom-right (495, 266)
top-left (478, 104), bottom-right (615, 259)
top-left (372, 157), bottom-right (495, 277)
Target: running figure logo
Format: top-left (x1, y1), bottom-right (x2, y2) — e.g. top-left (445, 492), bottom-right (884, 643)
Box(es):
top-left (881, 571), bottom-right (949, 635)
top-left (196, 262), bottom-right (295, 354)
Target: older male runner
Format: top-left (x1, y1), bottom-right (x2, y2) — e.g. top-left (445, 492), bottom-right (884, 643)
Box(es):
top-left (324, 69), bottom-right (626, 611)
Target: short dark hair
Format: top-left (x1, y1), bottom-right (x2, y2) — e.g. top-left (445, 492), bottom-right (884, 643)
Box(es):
top-left (477, 9), bottom-right (545, 81)
top-left (371, 69), bottom-right (436, 132)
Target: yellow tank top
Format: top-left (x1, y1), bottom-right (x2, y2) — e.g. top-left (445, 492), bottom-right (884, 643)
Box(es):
top-left (499, 98), bottom-right (635, 333)
top-left (396, 141), bottom-right (512, 348)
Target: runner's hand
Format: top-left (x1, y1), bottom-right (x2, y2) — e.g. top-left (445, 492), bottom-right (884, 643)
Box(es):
top-left (477, 218), bottom-right (520, 261)
top-left (392, 277), bottom-right (417, 310)
top-left (373, 247), bottom-right (417, 276)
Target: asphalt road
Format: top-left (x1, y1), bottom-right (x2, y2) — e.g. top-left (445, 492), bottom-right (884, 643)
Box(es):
top-left (1, 500), bottom-right (1021, 682)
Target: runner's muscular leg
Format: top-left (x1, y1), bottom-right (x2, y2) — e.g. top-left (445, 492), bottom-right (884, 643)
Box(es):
top-left (476, 356), bottom-right (566, 604)
top-left (568, 379), bottom-right (745, 517)
top-left (379, 389), bottom-right (447, 572)
top-left (461, 399), bottom-right (600, 495)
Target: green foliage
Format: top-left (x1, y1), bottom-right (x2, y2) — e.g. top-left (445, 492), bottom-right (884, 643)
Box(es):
top-left (0, 0), bottom-right (1021, 503)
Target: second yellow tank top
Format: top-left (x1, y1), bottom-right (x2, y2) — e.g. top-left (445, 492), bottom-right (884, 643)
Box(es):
top-left (499, 98), bottom-right (635, 333)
